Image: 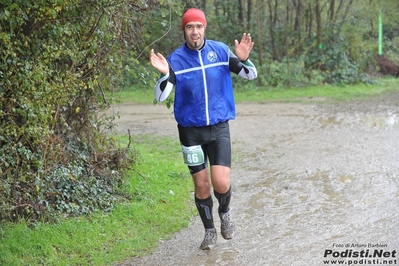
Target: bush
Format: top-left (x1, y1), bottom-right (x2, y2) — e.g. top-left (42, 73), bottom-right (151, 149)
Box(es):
top-left (303, 31), bottom-right (375, 86)
top-left (0, 0), bottom-right (147, 223)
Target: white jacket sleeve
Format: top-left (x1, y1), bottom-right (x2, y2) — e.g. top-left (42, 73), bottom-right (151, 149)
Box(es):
top-left (228, 50), bottom-right (257, 80)
top-left (237, 59), bottom-right (257, 80)
top-left (154, 72), bottom-right (174, 102)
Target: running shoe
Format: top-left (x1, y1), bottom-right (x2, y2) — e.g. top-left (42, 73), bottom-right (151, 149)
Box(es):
top-left (200, 228), bottom-right (217, 250)
top-left (219, 210), bottom-right (236, 239)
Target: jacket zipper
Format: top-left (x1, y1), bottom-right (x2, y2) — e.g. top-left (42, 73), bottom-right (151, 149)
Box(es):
top-left (197, 49), bottom-right (209, 126)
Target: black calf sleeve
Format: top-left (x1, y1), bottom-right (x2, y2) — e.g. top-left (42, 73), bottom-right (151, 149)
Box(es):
top-left (214, 186), bottom-right (232, 214)
top-left (195, 196), bottom-right (214, 229)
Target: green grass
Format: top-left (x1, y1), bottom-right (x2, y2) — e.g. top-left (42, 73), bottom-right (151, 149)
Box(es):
top-left (0, 135), bottom-right (194, 266)
top-left (2, 77), bottom-right (399, 265)
top-left (112, 77), bottom-right (399, 105)
top-left (234, 78), bottom-right (399, 103)
top-left (110, 86), bottom-right (155, 104)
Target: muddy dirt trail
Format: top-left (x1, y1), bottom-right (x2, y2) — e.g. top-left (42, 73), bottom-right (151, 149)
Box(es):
top-left (113, 92), bottom-right (399, 266)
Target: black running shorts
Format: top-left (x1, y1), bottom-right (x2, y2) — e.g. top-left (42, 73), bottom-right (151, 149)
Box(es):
top-left (178, 121), bottom-right (231, 173)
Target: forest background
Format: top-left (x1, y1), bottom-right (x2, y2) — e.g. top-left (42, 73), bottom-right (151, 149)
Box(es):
top-left (1, 0), bottom-right (399, 223)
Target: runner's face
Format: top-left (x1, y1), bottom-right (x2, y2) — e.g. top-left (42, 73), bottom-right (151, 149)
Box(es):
top-left (184, 22), bottom-right (205, 50)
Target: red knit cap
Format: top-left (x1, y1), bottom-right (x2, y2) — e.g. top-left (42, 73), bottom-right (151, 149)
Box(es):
top-left (181, 8), bottom-right (207, 29)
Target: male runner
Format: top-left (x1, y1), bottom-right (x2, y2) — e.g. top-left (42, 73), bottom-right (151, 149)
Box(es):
top-left (149, 8), bottom-right (257, 250)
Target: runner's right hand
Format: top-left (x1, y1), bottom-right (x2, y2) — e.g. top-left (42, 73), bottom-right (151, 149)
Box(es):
top-left (150, 49), bottom-right (169, 75)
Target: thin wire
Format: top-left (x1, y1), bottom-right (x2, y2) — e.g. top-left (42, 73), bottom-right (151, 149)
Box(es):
top-left (135, 5), bottom-right (172, 60)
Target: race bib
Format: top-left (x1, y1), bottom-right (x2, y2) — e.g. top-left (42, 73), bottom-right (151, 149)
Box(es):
top-left (181, 144), bottom-right (204, 166)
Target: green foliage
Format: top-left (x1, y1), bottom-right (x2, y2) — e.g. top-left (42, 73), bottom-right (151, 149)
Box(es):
top-left (0, 135), bottom-right (193, 266)
top-left (143, 1), bottom-right (399, 90)
top-left (385, 37), bottom-right (399, 62)
top-left (123, 2), bottom-right (185, 88)
top-left (0, 0), bottom-right (150, 222)
top-left (303, 25), bottom-right (375, 86)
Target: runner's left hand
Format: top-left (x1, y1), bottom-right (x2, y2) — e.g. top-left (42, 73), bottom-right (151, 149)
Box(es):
top-left (234, 33), bottom-right (254, 62)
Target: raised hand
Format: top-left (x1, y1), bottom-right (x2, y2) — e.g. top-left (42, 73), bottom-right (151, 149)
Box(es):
top-left (149, 49), bottom-right (169, 75)
top-left (234, 33), bottom-right (254, 62)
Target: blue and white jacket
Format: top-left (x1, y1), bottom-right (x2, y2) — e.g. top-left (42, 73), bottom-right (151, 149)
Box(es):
top-left (154, 39), bottom-right (257, 127)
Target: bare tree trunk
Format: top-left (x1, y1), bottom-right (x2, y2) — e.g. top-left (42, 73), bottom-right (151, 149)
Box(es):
top-left (329, 0), bottom-right (335, 22)
top-left (293, 0), bottom-right (303, 55)
top-left (268, 0), bottom-right (279, 61)
top-left (238, 0), bottom-right (244, 26)
top-left (329, 0), bottom-right (353, 32)
top-left (339, 0), bottom-right (354, 25)
top-left (256, 0), bottom-right (264, 66)
top-left (285, 1), bottom-right (290, 53)
top-left (335, 0), bottom-right (344, 23)
top-left (293, 0), bottom-right (301, 32)
top-left (368, 0), bottom-right (375, 29)
top-left (273, 0), bottom-right (278, 25)
top-left (214, 0), bottom-right (220, 27)
top-left (315, 0), bottom-right (322, 56)
top-left (247, 0), bottom-right (252, 26)
top-left (307, 3), bottom-right (313, 39)
top-left (286, 0), bottom-right (290, 32)
top-left (285, 0), bottom-right (291, 83)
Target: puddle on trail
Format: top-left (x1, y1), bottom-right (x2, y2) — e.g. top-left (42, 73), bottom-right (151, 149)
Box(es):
top-left (214, 108), bottom-right (399, 265)
top-left (117, 102), bottom-right (399, 266)
top-left (203, 167), bottom-right (399, 265)
top-left (314, 113), bottom-right (399, 130)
